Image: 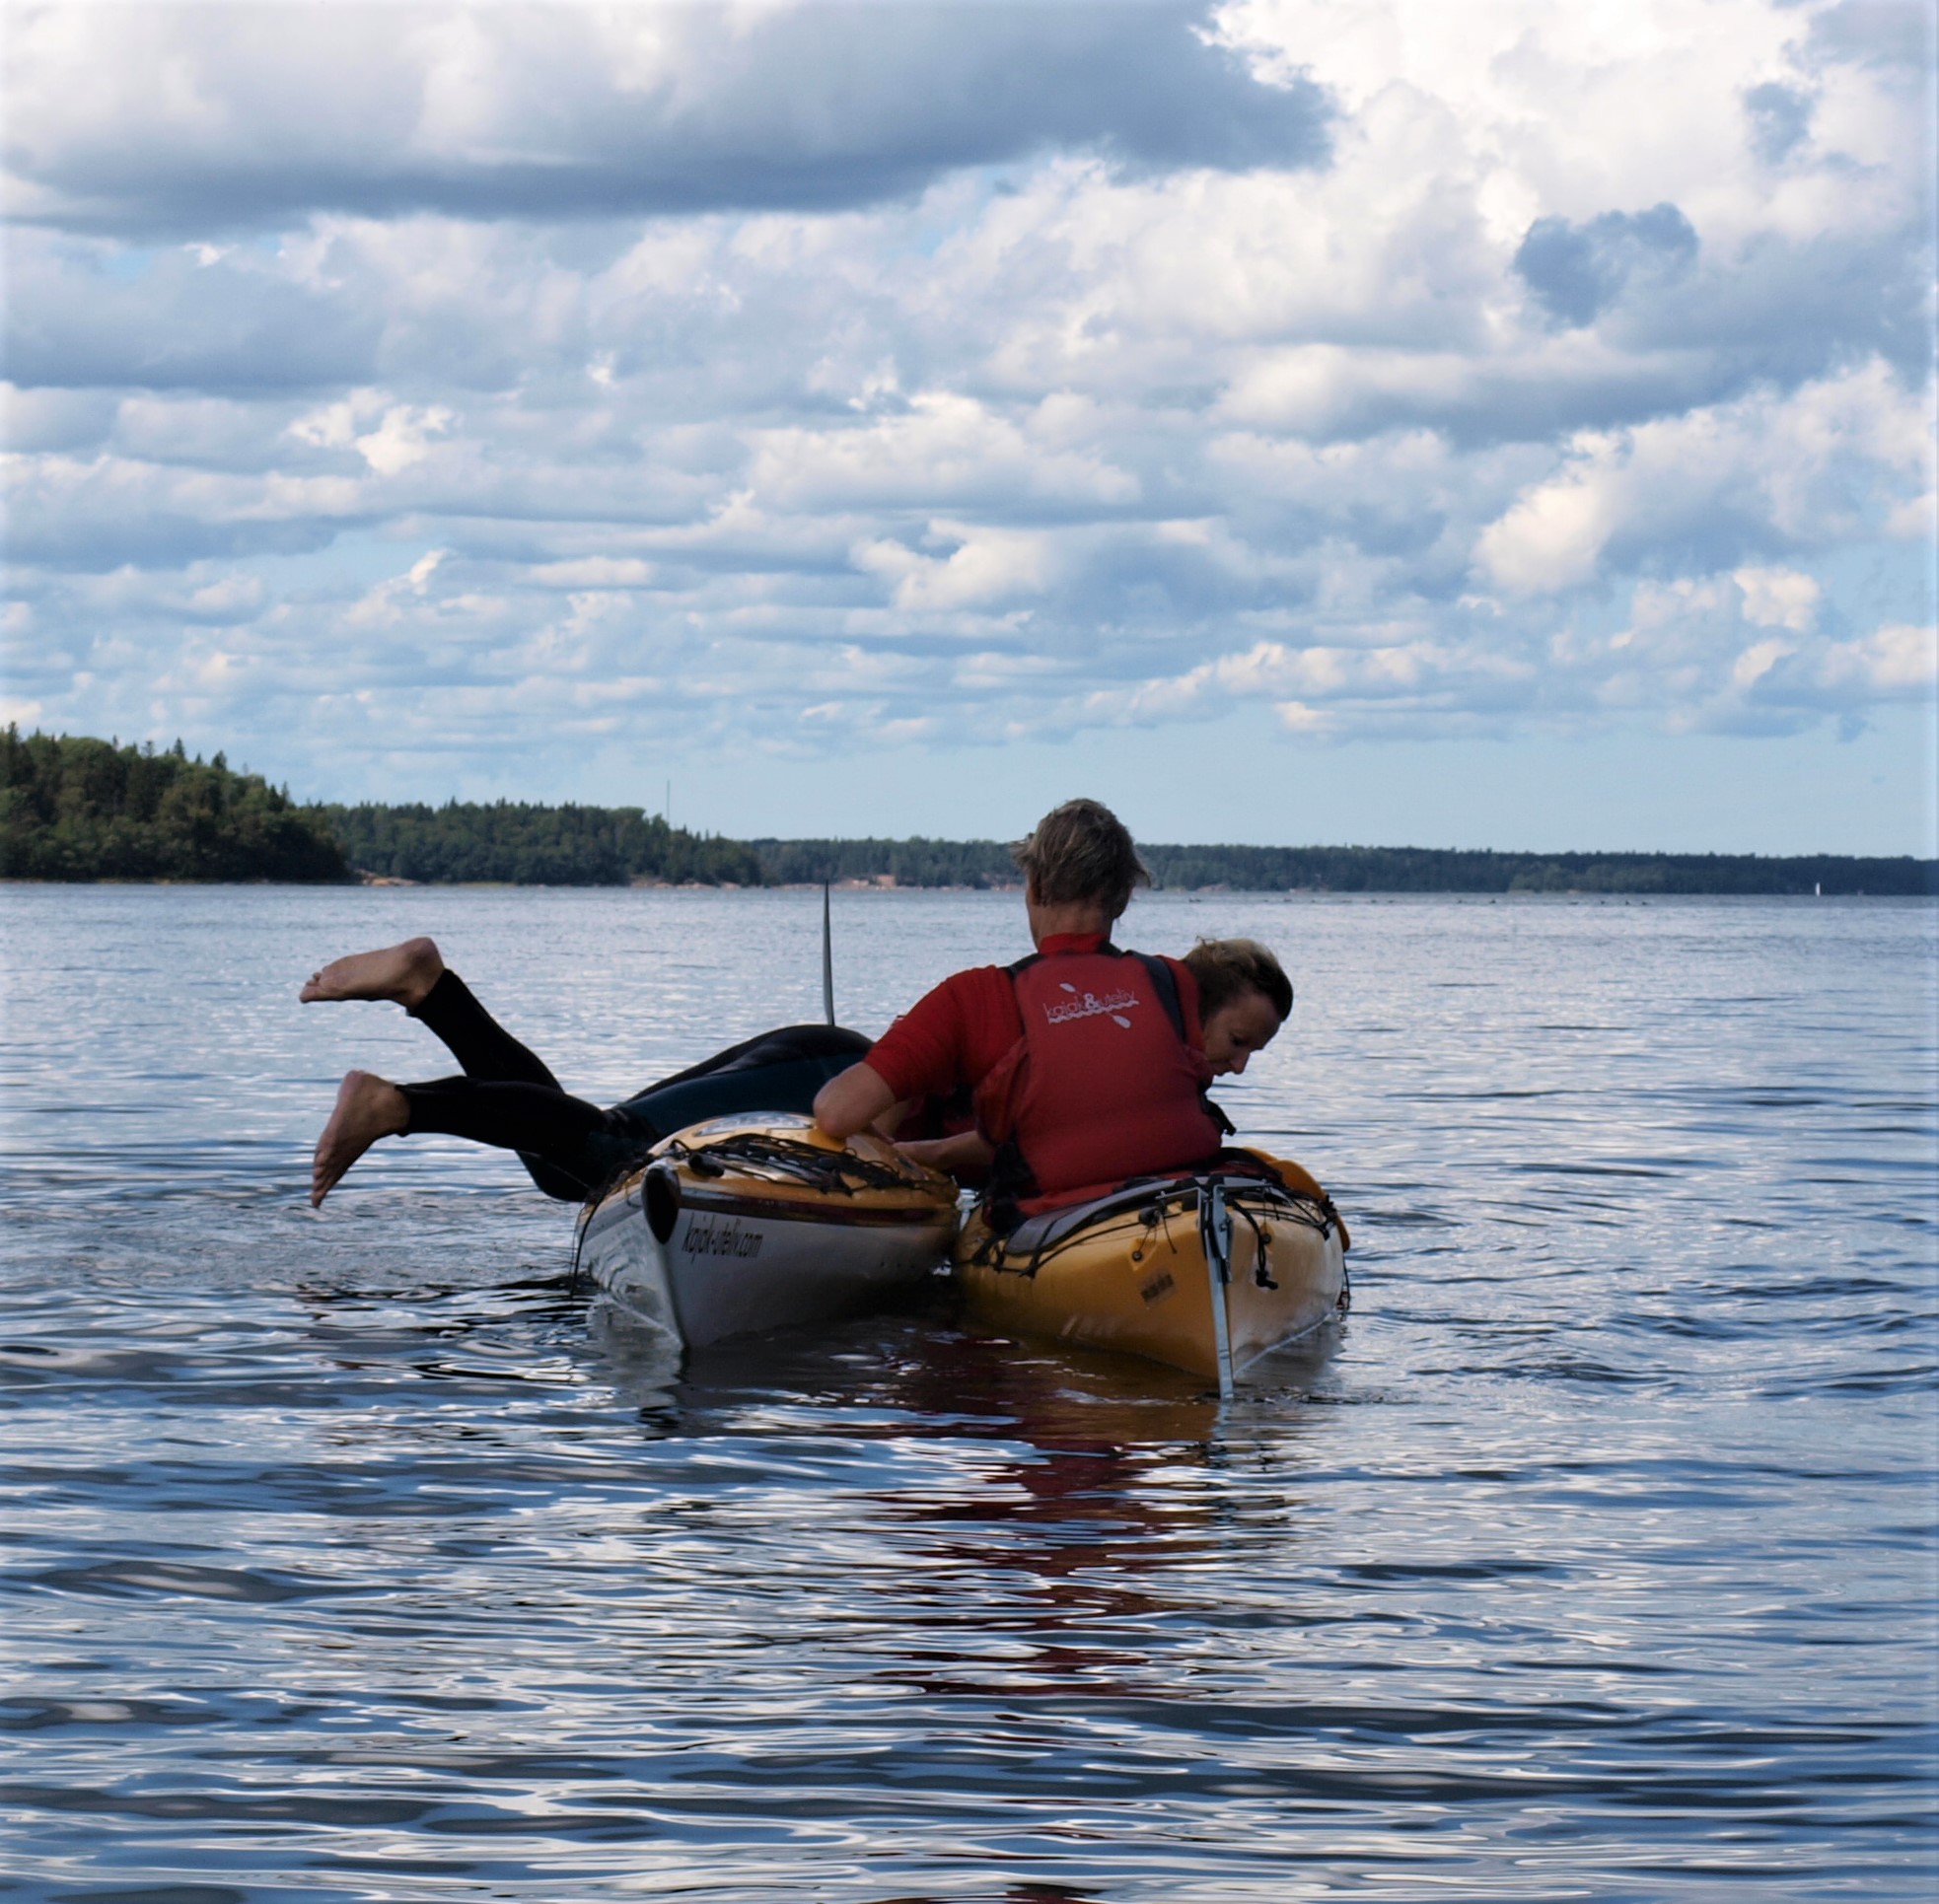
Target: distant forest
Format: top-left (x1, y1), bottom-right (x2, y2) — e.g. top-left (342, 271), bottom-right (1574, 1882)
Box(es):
top-left (5, 730), bottom-right (1933, 894)
top-left (752, 836), bottom-right (1021, 888)
top-left (751, 835), bottom-right (1939, 897)
top-left (318, 801), bottom-right (762, 886)
top-left (1, 728), bottom-right (349, 882)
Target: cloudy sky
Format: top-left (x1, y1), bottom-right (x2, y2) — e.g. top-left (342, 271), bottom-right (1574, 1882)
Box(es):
top-left (4, 0), bottom-right (1935, 853)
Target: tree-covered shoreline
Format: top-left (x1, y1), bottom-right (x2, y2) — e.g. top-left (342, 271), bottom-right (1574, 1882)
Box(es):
top-left (1140, 842), bottom-right (1938, 897)
top-left (5, 730), bottom-right (1933, 893)
top-left (1, 728), bottom-right (349, 883)
top-left (317, 800), bottom-right (762, 887)
top-left (0, 731), bottom-right (763, 886)
top-left (750, 836), bottom-right (1938, 896)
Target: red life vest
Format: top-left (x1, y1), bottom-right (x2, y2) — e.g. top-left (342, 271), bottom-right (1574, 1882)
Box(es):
top-left (973, 947), bottom-right (1225, 1211)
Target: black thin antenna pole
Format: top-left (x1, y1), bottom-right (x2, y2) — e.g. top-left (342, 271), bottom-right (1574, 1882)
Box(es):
top-left (821, 881), bottom-right (835, 1026)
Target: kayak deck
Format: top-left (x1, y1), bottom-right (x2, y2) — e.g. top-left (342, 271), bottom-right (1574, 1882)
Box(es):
top-left (955, 1155), bottom-right (1348, 1381)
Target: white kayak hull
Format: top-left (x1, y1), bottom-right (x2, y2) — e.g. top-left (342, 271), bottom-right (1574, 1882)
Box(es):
top-left (576, 1115), bottom-right (960, 1351)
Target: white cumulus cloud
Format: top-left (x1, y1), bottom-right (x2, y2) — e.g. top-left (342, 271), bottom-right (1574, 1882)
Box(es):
top-left (0, 0), bottom-right (1930, 823)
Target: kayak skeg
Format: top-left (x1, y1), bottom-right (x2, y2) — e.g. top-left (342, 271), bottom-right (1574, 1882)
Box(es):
top-left (953, 1152), bottom-right (1350, 1387)
top-left (577, 1113), bottom-right (961, 1351)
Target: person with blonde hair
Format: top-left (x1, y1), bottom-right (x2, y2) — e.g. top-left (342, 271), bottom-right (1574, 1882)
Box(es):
top-left (1182, 936), bottom-right (1291, 1075)
top-left (815, 801), bottom-right (1292, 1220)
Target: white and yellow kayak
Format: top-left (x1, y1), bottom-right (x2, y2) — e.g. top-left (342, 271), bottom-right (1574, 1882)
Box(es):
top-left (954, 1154), bottom-right (1349, 1391)
top-left (577, 1113), bottom-right (960, 1350)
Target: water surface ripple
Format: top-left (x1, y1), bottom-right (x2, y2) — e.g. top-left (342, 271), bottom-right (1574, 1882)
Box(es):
top-left (1, 886), bottom-right (1934, 1901)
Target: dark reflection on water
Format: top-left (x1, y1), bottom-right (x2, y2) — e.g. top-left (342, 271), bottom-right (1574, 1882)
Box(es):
top-left (1, 886), bottom-right (1935, 1901)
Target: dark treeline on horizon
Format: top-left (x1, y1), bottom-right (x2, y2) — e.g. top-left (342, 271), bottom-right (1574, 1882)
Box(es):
top-left (1141, 842), bottom-right (1937, 897)
top-left (319, 801), bottom-right (762, 887)
top-left (4, 734), bottom-right (1933, 894)
top-left (1, 727), bottom-right (349, 882)
top-left (752, 836), bottom-right (1938, 896)
top-left (752, 836), bottom-right (1021, 888)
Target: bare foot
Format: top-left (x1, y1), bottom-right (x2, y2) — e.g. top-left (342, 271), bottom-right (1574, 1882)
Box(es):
top-left (300, 937), bottom-right (444, 1008)
top-left (311, 1071), bottom-right (409, 1206)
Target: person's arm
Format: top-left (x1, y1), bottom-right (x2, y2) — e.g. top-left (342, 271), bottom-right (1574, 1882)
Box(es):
top-left (813, 1061), bottom-right (900, 1141)
top-left (818, 970), bottom-right (988, 1141)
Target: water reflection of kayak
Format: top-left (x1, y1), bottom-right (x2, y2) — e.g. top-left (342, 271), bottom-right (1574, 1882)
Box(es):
top-left (576, 1113), bottom-right (960, 1351)
top-left (954, 1156), bottom-right (1350, 1391)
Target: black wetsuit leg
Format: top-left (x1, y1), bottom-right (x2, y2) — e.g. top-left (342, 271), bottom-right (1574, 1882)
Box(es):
top-left (395, 1016), bottom-right (874, 1205)
top-left (395, 1077), bottom-right (646, 1203)
top-left (408, 970), bottom-right (561, 1088)
top-left (398, 968), bottom-right (598, 1198)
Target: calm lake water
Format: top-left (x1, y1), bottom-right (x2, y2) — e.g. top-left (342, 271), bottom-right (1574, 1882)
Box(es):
top-left (1, 884), bottom-right (1935, 1903)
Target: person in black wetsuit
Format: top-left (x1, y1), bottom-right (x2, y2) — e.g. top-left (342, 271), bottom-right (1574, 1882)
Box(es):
top-left (302, 937), bottom-right (871, 1207)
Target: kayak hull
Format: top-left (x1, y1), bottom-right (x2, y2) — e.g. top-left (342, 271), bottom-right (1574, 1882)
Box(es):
top-left (577, 1114), bottom-right (960, 1350)
top-left (954, 1154), bottom-right (1348, 1381)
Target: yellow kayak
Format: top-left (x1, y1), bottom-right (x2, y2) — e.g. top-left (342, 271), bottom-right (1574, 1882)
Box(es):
top-left (954, 1153), bottom-right (1349, 1389)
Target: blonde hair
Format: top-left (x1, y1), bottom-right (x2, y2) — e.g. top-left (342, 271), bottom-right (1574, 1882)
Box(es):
top-left (1011, 799), bottom-right (1149, 921)
top-left (1184, 937), bottom-right (1293, 1023)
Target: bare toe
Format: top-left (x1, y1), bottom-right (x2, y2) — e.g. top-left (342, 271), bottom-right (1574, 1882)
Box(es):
top-left (300, 937), bottom-right (445, 1008)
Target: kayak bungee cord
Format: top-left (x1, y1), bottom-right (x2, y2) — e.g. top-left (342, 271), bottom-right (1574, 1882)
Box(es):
top-left (974, 1171), bottom-right (1340, 1278)
top-left (666, 1131), bottom-right (920, 1196)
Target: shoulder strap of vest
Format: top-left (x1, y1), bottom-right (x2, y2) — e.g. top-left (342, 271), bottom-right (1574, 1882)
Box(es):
top-left (1126, 950), bottom-right (1231, 1134)
top-left (1150, 953), bottom-right (1234, 1134)
top-left (1129, 952), bottom-right (1187, 1044)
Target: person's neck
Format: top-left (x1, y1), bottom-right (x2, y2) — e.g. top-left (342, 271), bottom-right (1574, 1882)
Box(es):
top-left (1027, 899), bottom-right (1115, 948)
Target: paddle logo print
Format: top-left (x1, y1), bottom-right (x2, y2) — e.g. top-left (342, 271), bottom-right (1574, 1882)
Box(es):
top-left (1041, 980), bottom-right (1138, 1028)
